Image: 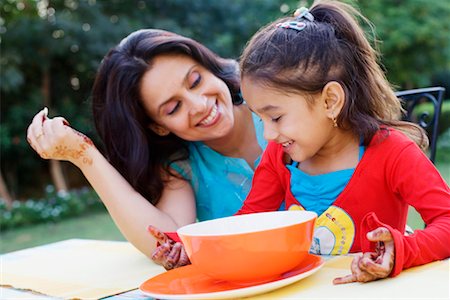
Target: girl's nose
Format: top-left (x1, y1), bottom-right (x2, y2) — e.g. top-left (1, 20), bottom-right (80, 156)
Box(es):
top-left (263, 122), bottom-right (279, 141)
top-left (188, 94), bottom-right (208, 116)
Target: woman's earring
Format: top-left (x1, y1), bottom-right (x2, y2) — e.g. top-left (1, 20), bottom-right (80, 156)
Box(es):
top-left (149, 123), bottom-right (170, 136)
top-left (332, 114), bottom-right (338, 128)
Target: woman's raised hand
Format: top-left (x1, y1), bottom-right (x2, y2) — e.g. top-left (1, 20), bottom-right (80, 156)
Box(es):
top-left (26, 107), bottom-right (94, 167)
top-left (148, 225), bottom-right (191, 270)
top-left (333, 227), bottom-right (395, 284)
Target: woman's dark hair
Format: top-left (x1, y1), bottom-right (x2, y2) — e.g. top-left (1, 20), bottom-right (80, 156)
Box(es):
top-left (92, 29), bottom-right (242, 205)
top-left (240, 0), bottom-right (427, 149)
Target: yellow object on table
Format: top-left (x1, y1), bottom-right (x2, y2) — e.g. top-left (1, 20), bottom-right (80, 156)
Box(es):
top-left (248, 255), bottom-right (450, 299)
top-left (0, 239), bottom-right (165, 299)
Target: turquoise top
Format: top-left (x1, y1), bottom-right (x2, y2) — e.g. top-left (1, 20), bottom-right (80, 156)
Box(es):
top-left (287, 145), bottom-right (365, 216)
top-left (171, 114), bottom-right (267, 221)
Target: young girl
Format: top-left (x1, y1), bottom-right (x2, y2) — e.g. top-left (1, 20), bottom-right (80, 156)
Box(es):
top-left (152, 0), bottom-right (450, 283)
top-left (238, 0), bottom-right (450, 283)
top-left (26, 29), bottom-right (266, 264)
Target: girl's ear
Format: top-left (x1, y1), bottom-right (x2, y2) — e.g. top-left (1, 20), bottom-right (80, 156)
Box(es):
top-left (321, 81), bottom-right (345, 120)
top-left (149, 123), bottom-right (170, 136)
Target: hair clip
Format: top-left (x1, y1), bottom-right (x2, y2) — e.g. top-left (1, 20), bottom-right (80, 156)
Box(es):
top-left (295, 7), bottom-right (314, 22)
top-left (276, 7), bottom-right (313, 32)
top-left (276, 21), bottom-right (306, 32)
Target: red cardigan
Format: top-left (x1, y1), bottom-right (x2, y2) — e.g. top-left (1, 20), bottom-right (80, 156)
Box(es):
top-left (237, 128), bottom-right (450, 276)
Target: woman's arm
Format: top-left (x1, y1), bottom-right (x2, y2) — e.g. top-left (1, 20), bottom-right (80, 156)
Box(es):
top-left (27, 108), bottom-right (197, 257)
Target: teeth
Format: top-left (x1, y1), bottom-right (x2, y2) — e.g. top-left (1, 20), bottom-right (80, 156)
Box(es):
top-left (282, 141), bottom-right (293, 147)
top-left (200, 104), bottom-right (217, 126)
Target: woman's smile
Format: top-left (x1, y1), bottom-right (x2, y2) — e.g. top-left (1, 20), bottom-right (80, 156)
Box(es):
top-left (197, 102), bottom-right (220, 127)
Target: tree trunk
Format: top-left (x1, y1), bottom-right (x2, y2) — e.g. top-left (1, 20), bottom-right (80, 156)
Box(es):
top-left (0, 171), bottom-right (13, 208)
top-left (42, 67), bottom-right (68, 193)
top-left (50, 160), bottom-right (68, 192)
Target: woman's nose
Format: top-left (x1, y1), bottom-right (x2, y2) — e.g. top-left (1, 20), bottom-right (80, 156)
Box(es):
top-left (188, 94), bottom-right (208, 116)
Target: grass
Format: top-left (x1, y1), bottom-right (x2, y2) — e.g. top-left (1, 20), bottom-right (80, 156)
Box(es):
top-left (0, 211), bottom-right (125, 254)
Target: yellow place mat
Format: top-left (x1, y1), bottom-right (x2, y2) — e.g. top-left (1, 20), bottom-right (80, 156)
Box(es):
top-left (0, 239), bottom-right (165, 299)
top-left (248, 255), bottom-right (450, 299)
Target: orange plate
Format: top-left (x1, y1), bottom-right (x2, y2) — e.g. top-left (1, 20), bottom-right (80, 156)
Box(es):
top-left (140, 254), bottom-right (324, 300)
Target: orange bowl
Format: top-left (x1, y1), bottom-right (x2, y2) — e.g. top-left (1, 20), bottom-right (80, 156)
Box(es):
top-left (177, 210), bottom-right (317, 283)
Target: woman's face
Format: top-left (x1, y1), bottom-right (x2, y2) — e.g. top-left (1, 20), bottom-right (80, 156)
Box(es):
top-left (140, 54), bottom-right (235, 142)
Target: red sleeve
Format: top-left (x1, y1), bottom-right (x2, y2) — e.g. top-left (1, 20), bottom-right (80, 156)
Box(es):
top-left (359, 212), bottom-right (406, 277)
top-left (236, 142), bottom-right (286, 215)
top-left (164, 232), bottom-right (182, 243)
top-left (385, 142), bottom-right (450, 276)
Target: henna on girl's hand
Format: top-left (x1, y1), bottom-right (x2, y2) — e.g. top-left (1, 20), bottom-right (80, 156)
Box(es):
top-left (333, 227), bottom-right (394, 284)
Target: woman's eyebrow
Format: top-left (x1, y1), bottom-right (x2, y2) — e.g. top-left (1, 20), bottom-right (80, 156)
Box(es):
top-left (157, 64), bottom-right (197, 114)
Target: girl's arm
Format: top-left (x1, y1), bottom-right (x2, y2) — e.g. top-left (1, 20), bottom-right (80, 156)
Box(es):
top-left (27, 108), bottom-right (197, 258)
top-left (388, 143), bottom-right (450, 275)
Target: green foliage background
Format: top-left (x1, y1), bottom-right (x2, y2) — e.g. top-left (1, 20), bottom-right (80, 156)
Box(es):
top-left (1, 0), bottom-right (449, 199)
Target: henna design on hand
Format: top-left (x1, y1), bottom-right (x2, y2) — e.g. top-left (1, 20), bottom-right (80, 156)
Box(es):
top-left (52, 144), bottom-right (93, 165)
top-left (72, 129), bottom-right (94, 147)
top-left (148, 225), bottom-right (191, 270)
top-left (333, 227), bottom-right (394, 285)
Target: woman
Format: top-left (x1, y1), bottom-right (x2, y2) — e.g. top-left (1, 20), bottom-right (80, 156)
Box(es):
top-left (26, 29), bottom-right (266, 259)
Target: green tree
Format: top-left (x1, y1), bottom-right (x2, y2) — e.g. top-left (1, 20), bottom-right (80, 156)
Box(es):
top-left (357, 0), bottom-right (450, 88)
top-left (1, 0), bottom-right (134, 198)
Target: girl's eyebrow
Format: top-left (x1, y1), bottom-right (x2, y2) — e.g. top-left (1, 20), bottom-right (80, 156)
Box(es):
top-left (257, 105), bottom-right (280, 113)
top-left (157, 64), bottom-right (198, 114)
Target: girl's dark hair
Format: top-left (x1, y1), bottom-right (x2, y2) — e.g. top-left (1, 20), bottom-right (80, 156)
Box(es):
top-left (92, 29), bottom-right (242, 205)
top-left (240, 0), bottom-right (427, 149)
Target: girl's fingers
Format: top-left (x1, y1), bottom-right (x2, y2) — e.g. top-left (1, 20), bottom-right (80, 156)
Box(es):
top-left (333, 253), bottom-right (380, 284)
top-left (366, 227), bottom-right (393, 242)
top-left (358, 256), bottom-right (389, 277)
top-left (333, 253), bottom-right (361, 285)
top-left (359, 242), bottom-right (395, 278)
top-left (350, 253), bottom-right (363, 273)
top-left (333, 273), bottom-right (357, 285)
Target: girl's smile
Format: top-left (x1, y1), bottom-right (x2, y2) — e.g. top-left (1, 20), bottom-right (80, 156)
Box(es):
top-left (281, 140), bottom-right (295, 154)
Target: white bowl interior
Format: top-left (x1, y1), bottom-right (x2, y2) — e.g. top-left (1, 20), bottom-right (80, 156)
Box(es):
top-left (177, 210), bottom-right (317, 236)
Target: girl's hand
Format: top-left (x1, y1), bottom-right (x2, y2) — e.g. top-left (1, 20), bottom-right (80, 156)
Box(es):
top-left (333, 227), bottom-right (395, 284)
top-left (147, 225), bottom-right (191, 270)
top-left (26, 108), bottom-right (94, 166)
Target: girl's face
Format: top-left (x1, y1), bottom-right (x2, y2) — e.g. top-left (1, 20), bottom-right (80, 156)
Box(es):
top-left (140, 54), bottom-right (235, 141)
top-left (241, 78), bottom-right (335, 163)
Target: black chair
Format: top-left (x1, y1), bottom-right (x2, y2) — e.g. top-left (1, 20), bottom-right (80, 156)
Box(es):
top-left (395, 87), bottom-right (446, 164)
